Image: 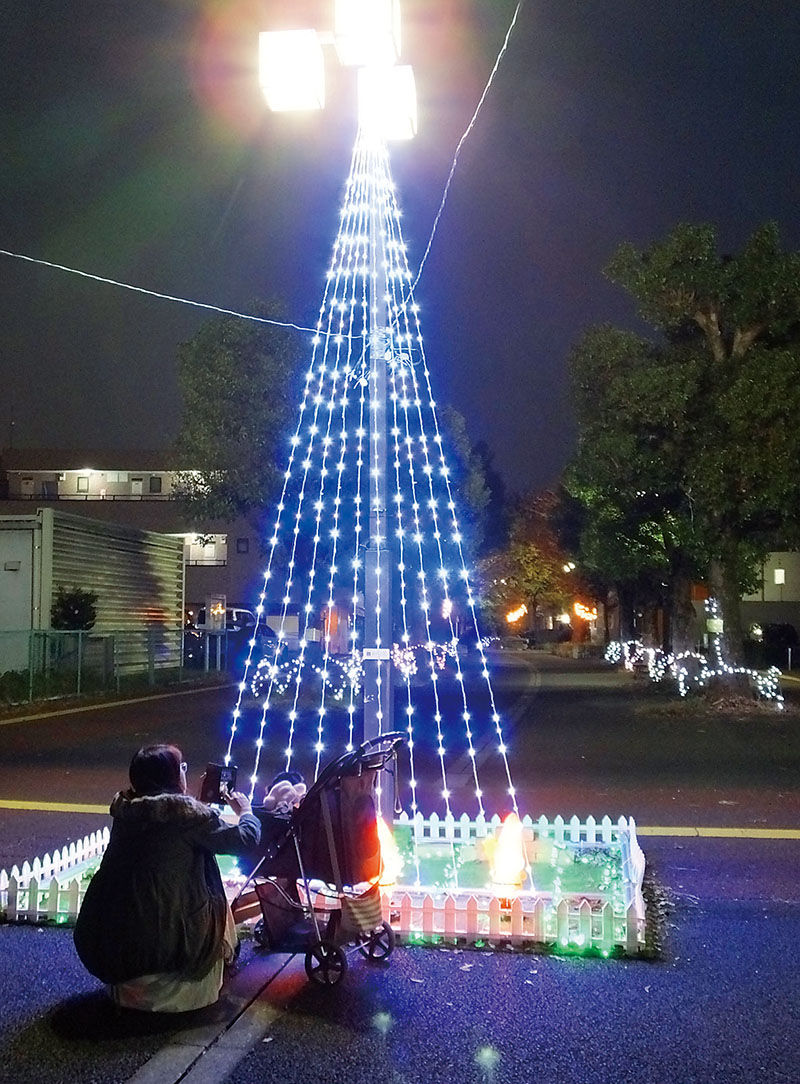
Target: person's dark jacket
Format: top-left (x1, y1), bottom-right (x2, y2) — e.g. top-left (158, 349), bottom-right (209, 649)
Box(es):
top-left (73, 791), bottom-right (260, 984)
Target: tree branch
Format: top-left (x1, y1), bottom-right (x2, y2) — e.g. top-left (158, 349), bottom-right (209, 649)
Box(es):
top-left (731, 324), bottom-right (766, 358)
top-left (693, 307), bottom-right (726, 363)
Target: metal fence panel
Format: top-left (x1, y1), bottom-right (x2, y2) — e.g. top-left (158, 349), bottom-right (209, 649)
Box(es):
top-left (0, 629), bottom-right (229, 705)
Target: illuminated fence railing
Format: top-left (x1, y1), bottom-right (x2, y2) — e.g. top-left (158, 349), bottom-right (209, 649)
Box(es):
top-left (381, 888), bottom-right (643, 955)
top-left (1, 817), bottom-right (646, 955)
top-left (383, 816), bottom-right (645, 955)
top-left (0, 828), bottom-right (110, 924)
top-left (399, 811), bottom-right (641, 849)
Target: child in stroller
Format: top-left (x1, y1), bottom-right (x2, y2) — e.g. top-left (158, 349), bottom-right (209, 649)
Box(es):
top-left (232, 734), bottom-right (403, 986)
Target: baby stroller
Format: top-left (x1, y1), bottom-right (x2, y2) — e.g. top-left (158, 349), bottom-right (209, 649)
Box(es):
top-left (231, 732), bottom-right (405, 986)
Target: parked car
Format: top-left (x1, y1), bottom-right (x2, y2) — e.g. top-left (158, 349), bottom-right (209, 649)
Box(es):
top-left (762, 623), bottom-right (798, 647)
top-left (187, 606), bottom-right (279, 669)
top-left (745, 622), bottom-right (798, 670)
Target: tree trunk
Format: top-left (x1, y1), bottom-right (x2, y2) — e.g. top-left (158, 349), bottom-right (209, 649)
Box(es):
top-left (616, 585), bottom-right (635, 641)
top-left (707, 552), bottom-right (745, 665)
top-left (641, 604), bottom-right (660, 648)
top-left (603, 589), bottom-right (613, 644)
top-left (669, 556), bottom-right (698, 655)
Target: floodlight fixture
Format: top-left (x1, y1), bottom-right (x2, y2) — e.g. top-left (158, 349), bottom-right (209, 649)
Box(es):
top-left (358, 65), bottom-right (417, 141)
top-left (259, 30), bottom-right (325, 112)
top-left (335, 0), bottom-right (401, 68)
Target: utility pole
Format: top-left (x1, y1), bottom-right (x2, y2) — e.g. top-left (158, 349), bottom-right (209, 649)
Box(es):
top-left (363, 185), bottom-right (393, 741)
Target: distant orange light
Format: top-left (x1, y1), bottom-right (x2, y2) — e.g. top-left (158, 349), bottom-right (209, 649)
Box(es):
top-left (506, 604), bottom-right (528, 624)
top-left (574, 601), bottom-right (598, 621)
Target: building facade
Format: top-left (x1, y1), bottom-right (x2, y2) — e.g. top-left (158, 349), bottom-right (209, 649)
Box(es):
top-left (0, 449), bottom-right (267, 613)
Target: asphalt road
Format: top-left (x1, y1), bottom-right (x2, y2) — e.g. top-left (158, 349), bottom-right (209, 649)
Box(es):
top-left (0, 652), bottom-right (798, 1084)
top-left (2, 649), bottom-right (799, 871)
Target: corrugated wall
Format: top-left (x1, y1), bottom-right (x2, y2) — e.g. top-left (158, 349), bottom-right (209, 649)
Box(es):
top-left (47, 510), bottom-right (184, 670)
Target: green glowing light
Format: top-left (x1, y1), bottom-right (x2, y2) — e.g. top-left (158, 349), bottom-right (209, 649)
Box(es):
top-left (476, 1046), bottom-right (501, 1070)
top-left (372, 1012), bottom-right (393, 1035)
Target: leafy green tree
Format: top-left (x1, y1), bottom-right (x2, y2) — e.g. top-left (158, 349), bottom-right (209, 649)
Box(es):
top-left (173, 303), bottom-right (297, 524)
top-left (438, 405), bottom-right (492, 559)
top-left (569, 222), bottom-right (800, 660)
top-left (51, 587), bottom-right (98, 631)
top-left (566, 325), bottom-right (707, 650)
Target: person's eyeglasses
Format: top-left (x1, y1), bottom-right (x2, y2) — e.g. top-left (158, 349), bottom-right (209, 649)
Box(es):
top-left (180, 761), bottom-right (188, 774)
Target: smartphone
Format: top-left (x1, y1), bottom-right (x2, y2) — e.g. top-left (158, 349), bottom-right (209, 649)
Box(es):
top-left (199, 762), bottom-right (238, 805)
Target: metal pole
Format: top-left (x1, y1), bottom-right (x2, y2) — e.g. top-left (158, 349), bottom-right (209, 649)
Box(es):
top-left (363, 148), bottom-right (393, 744)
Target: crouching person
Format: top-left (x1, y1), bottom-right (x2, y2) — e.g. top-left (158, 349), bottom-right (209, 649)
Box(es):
top-left (74, 743), bottom-right (260, 1013)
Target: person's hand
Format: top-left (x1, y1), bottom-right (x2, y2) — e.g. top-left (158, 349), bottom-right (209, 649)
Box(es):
top-left (225, 789), bottom-right (252, 817)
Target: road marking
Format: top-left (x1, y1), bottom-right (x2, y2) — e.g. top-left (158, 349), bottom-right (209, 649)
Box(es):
top-left (125, 955), bottom-right (296, 1084)
top-left (0, 799), bottom-right (107, 814)
top-left (2, 798), bottom-right (798, 840)
top-left (637, 826), bottom-right (800, 839)
top-left (0, 683), bottom-right (233, 727)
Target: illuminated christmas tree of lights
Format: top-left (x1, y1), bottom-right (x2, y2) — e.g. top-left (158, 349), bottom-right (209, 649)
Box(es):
top-left (222, 127), bottom-right (522, 886)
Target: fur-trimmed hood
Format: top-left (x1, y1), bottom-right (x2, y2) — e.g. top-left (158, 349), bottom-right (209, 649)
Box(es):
top-left (110, 790), bottom-right (217, 829)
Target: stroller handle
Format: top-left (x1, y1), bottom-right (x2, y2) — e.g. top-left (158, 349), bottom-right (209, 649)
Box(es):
top-left (306, 731), bottom-right (406, 796)
top-left (356, 731), bottom-right (406, 755)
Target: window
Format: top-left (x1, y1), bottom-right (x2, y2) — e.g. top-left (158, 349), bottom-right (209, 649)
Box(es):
top-left (76, 475), bottom-right (89, 493)
top-left (185, 534), bottom-right (228, 566)
top-left (106, 471), bottom-right (129, 483)
top-left (149, 475), bottom-right (163, 494)
top-left (236, 537), bottom-right (250, 554)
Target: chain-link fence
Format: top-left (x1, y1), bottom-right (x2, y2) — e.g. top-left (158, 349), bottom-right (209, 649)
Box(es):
top-left (0, 629), bottom-right (234, 706)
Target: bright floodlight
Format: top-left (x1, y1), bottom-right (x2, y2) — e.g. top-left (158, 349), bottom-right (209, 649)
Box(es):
top-left (358, 64), bottom-right (416, 141)
top-left (259, 30), bottom-right (325, 112)
top-left (335, 0), bottom-right (401, 68)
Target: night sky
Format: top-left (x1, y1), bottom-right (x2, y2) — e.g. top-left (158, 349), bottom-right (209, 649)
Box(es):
top-left (2, 1), bottom-right (799, 493)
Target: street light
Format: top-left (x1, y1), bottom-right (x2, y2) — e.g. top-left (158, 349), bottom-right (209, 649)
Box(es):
top-left (258, 1), bottom-right (417, 742)
top-left (258, 0), bottom-right (415, 138)
top-left (258, 31), bottom-right (325, 112)
top-left (334, 0), bottom-right (402, 68)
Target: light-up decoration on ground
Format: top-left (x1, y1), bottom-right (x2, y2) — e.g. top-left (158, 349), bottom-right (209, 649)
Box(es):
top-left (0, 814), bottom-right (646, 956)
top-left (488, 812), bottom-right (528, 895)
top-left (377, 814), bottom-right (404, 887)
top-left (605, 597), bottom-right (784, 707)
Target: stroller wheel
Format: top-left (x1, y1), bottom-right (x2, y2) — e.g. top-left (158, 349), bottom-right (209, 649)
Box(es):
top-left (358, 921), bottom-right (395, 961)
top-left (305, 940), bottom-right (348, 986)
top-left (253, 919), bottom-right (270, 949)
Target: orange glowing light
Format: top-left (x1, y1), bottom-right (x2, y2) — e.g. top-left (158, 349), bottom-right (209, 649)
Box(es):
top-left (489, 812), bottom-right (528, 891)
top-left (506, 604), bottom-right (528, 624)
top-left (377, 815), bottom-right (404, 887)
top-left (573, 601), bottom-right (598, 621)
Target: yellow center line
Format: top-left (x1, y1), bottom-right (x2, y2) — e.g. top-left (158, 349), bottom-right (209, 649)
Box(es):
top-left (0, 799), bottom-right (108, 814)
top-left (637, 825), bottom-right (800, 839)
top-left (0, 801), bottom-right (798, 838)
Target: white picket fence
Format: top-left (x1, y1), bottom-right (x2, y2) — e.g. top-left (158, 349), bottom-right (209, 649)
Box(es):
top-left (0, 827), bottom-right (110, 924)
top-left (0, 813), bottom-right (647, 953)
top-left (381, 889), bottom-right (641, 955)
top-left (398, 810), bottom-right (637, 849)
top-left (389, 812), bottom-right (646, 953)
